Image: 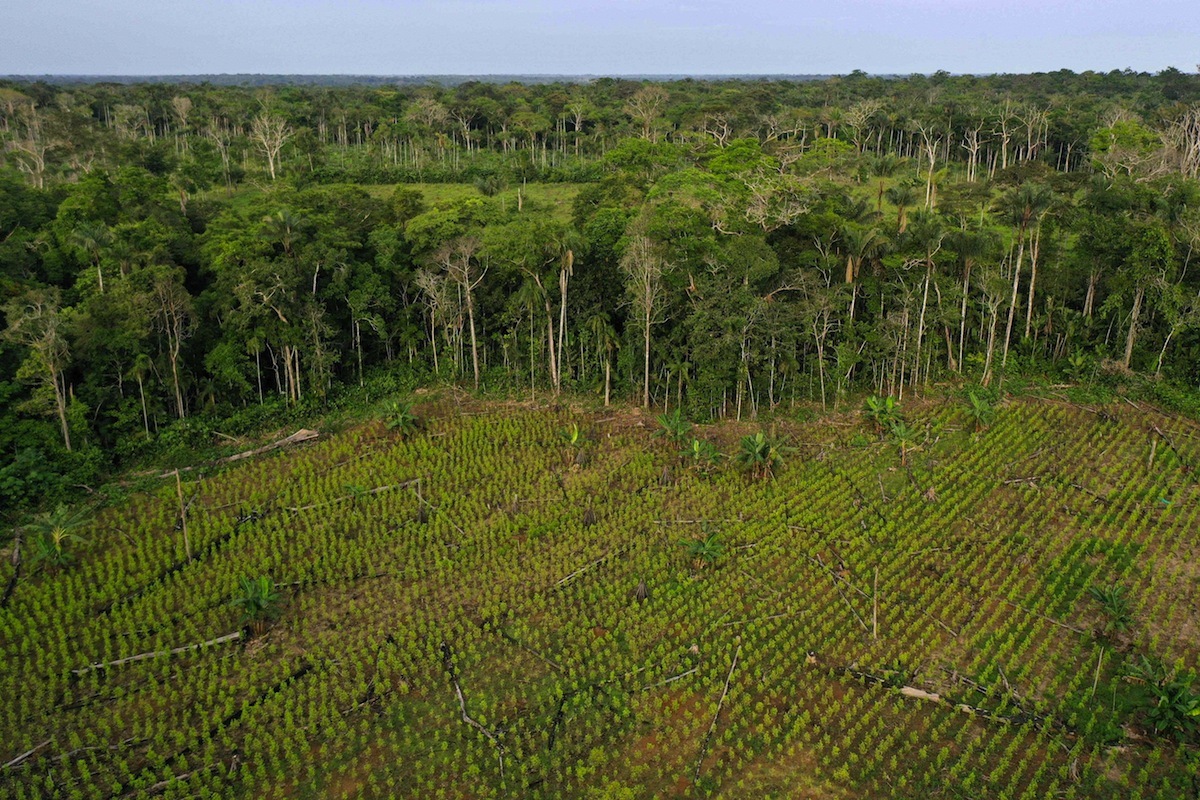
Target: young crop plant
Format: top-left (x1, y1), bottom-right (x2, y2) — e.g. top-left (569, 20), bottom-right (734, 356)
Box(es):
top-left (232, 575), bottom-right (283, 635)
top-left (385, 399), bottom-right (421, 438)
top-left (734, 432), bottom-right (786, 479)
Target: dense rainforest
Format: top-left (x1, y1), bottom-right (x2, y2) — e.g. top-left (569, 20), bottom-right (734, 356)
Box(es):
top-left (3, 70), bottom-right (1200, 517)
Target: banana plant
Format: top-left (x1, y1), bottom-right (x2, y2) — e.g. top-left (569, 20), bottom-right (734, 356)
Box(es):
top-left (682, 437), bottom-right (722, 473)
top-left (559, 422), bottom-right (587, 448)
top-left (865, 395), bottom-right (901, 435)
top-left (1087, 582), bottom-right (1132, 635)
top-left (385, 399), bottom-right (420, 438)
top-left (735, 431), bottom-right (786, 480)
top-left (889, 421), bottom-right (920, 466)
top-left (26, 504), bottom-right (90, 569)
top-left (966, 390), bottom-right (997, 432)
top-left (232, 575), bottom-right (282, 635)
top-left (679, 523), bottom-right (725, 571)
top-left (655, 408), bottom-right (692, 447)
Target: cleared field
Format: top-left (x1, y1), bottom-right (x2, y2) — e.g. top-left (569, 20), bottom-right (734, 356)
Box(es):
top-left (2, 395), bottom-right (1198, 798)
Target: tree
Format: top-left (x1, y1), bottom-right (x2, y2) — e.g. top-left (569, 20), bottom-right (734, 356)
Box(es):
top-left (999, 182), bottom-right (1053, 370)
top-left (885, 182), bottom-right (918, 234)
top-left (584, 312), bottom-right (618, 406)
top-left (1119, 223), bottom-right (1173, 369)
top-left (147, 267), bottom-right (195, 419)
top-left (620, 232), bottom-right (669, 408)
top-left (436, 236), bottom-right (485, 389)
top-left (250, 111), bottom-right (293, 181)
top-left (625, 85), bottom-right (669, 142)
top-left (2, 289), bottom-right (73, 451)
top-left (69, 221), bottom-right (110, 295)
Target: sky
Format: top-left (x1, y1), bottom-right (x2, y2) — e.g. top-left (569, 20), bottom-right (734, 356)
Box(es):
top-left (2, 0), bottom-right (1198, 76)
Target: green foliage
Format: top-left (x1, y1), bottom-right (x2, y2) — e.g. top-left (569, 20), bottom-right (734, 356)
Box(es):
top-left (560, 422), bottom-right (587, 448)
top-left (681, 436), bottom-right (722, 472)
top-left (734, 431), bottom-right (785, 479)
top-left (678, 523), bottom-right (724, 570)
top-left (385, 399), bottom-right (420, 438)
top-left (966, 389), bottom-right (997, 432)
top-left (888, 421), bottom-right (920, 466)
top-left (2, 398), bottom-right (1200, 797)
top-left (25, 503), bottom-right (89, 568)
top-left (231, 575), bottom-right (282, 626)
top-left (654, 408), bottom-right (691, 447)
top-left (1125, 657), bottom-right (1200, 740)
top-left (865, 395), bottom-right (901, 434)
top-left (1087, 582), bottom-right (1133, 635)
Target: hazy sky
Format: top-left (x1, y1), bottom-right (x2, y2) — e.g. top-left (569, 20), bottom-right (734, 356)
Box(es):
top-left (3, 0), bottom-right (1197, 76)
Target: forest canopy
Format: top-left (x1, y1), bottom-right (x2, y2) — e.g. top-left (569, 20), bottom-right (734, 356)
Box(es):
top-left (2, 70), bottom-right (1200, 515)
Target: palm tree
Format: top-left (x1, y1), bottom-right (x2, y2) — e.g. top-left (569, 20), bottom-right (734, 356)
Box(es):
top-left (945, 223), bottom-right (994, 372)
top-left (841, 224), bottom-right (887, 324)
top-left (583, 312), bottom-right (618, 406)
top-left (902, 210), bottom-right (946, 385)
top-left (127, 352), bottom-right (154, 435)
top-left (69, 222), bottom-right (110, 294)
top-left (885, 182), bottom-right (919, 234)
top-left (869, 155), bottom-right (902, 211)
top-left (260, 210), bottom-right (305, 257)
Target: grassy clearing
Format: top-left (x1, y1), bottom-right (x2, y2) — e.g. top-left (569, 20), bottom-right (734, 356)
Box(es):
top-left (2, 394), bottom-right (1198, 798)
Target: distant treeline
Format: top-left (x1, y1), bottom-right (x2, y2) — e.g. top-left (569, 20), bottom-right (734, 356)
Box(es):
top-left (2, 71), bottom-right (1200, 515)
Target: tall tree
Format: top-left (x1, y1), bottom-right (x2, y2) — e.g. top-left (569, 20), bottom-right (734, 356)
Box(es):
top-left (3, 289), bottom-right (73, 450)
top-left (1000, 182), bottom-right (1053, 370)
top-left (620, 231), bottom-right (669, 408)
top-left (250, 111), bottom-right (293, 181)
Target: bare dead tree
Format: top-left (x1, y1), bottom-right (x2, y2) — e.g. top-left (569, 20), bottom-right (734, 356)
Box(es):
top-left (250, 111), bottom-right (293, 181)
top-left (621, 233), bottom-right (669, 407)
top-left (437, 237), bottom-right (486, 389)
top-left (625, 85), bottom-right (669, 142)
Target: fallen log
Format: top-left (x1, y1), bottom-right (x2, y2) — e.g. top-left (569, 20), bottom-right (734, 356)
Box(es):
top-left (72, 631), bottom-right (243, 676)
top-left (222, 429), bottom-right (319, 463)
